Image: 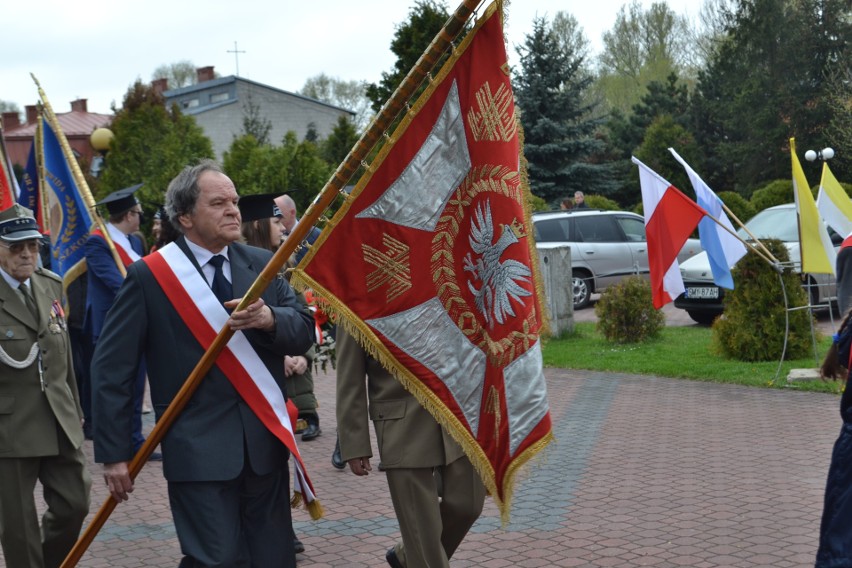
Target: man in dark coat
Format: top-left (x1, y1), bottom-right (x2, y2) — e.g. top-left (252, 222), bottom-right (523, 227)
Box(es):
top-left (84, 184), bottom-right (149, 453)
top-left (91, 160), bottom-right (314, 567)
top-left (274, 193), bottom-right (321, 264)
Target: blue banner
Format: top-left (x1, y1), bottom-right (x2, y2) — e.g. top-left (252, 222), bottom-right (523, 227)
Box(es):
top-left (42, 118), bottom-right (92, 281)
top-left (18, 141), bottom-right (40, 223)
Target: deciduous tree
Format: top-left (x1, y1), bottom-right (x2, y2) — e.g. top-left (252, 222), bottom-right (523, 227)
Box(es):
top-left (300, 74), bottom-right (372, 132)
top-left (98, 81), bottom-right (213, 209)
top-left (150, 60), bottom-right (201, 89)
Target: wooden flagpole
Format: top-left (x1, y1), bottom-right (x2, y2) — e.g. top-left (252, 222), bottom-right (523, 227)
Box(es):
top-left (60, 0), bottom-right (485, 565)
top-left (31, 74), bottom-right (127, 278)
top-left (34, 110), bottom-right (50, 233)
top-left (700, 208), bottom-right (778, 267)
top-left (717, 201), bottom-right (780, 264)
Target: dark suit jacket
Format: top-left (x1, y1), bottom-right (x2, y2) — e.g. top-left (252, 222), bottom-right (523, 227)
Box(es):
top-left (837, 240), bottom-right (852, 316)
top-left (0, 268), bottom-right (84, 457)
top-left (91, 236), bottom-right (313, 482)
top-left (83, 230), bottom-right (144, 341)
top-left (295, 226), bottom-right (322, 265)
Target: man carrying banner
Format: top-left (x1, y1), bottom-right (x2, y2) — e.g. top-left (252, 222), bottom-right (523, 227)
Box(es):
top-left (337, 327), bottom-right (486, 568)
top-left (0, 204), bottom-right (91, 568)
top-left (84, 184), bottom-right (153, 457)
top-left (91, 160), bottom-right (314, 567)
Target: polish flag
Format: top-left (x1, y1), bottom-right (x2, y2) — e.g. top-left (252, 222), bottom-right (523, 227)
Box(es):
top-left (633, 157), bottom-right (707, 308)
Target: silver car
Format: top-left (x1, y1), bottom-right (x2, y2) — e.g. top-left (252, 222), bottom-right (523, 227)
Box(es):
top-left (533, 209), bottom-right (703, 309)
top-left (674, 203), bottom-right (840, 324)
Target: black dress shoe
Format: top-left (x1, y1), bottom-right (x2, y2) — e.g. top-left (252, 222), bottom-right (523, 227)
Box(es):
top-left (293, 537), bottom-right (305, 554)
top-left (331, 437), bottom-right (346, 470)
top-left (301, 423), bottom-right (321, 441)
top-left (386, 547), bottom-right (403, 568)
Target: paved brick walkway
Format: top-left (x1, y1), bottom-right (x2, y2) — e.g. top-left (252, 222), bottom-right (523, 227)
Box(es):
top-left (6, 368), bottom-right (840, 567)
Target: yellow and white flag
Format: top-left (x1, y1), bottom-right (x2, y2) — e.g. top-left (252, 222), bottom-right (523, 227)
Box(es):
top-left (791, 138), bottom-right (836, 274)
top-left (816, 161), bottom-right (852, 238)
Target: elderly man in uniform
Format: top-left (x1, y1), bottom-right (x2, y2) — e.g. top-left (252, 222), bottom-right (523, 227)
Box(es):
top-left (0, 204), bottom-right (91, 568)
top-left (336, 327), bottom-right (486, 568)
top-left (92, 160), bottom-right (314, 567)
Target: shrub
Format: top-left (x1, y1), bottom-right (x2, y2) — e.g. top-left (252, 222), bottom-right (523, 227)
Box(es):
top-left (586, 194), bottom-right (620, 210)
top-left (713, 239), bottom-right (815, 361)
top-left (716, 191), bottom-right (756, 224)
top-left (528, 192), bottom-right (549, 212)
top-left (749, 179), bottom-right (794, 212)
top-left (595, 276), bottom-right (665, 343)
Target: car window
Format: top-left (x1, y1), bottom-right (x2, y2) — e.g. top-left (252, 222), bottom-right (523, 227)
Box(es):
top-left (616, 217), bottom-right (646, 242)
top-left (740, 207), bottom-right (799, 242)
top-left (576, 216), bottom-right (623, 243)
top-left (534, 218), bottom-right (571, 242)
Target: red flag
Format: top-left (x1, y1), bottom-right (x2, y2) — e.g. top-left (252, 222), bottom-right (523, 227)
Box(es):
top-left (633, 157), bottom-right (707, 308)
top-left (0, 131), bottom-right (15, 210)
top-left (293, 3), bottom-right (551, 521)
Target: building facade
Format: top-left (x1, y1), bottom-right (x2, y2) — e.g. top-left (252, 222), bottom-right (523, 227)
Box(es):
top-left (160, 66), bottom-right (354, 159)
top-left (2, 99), bottom-right (112, 168)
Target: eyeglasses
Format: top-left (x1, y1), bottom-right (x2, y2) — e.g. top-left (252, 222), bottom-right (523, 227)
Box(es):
top-left (0, 241), bottom-right (40, 255)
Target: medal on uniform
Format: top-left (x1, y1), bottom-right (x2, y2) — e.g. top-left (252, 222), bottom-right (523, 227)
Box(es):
top-left (50, 300), bottom-right (66, 332)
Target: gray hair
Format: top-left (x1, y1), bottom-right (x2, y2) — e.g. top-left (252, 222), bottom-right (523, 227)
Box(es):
top-left (164, 159), bottom-right (224, 231)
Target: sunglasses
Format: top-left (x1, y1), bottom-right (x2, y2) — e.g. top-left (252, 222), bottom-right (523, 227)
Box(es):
top-left (0, 240), bottom-right (40, 254)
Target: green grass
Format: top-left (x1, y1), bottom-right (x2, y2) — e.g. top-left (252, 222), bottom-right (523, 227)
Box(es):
top-left (541, 322), bottom-right (843, 394)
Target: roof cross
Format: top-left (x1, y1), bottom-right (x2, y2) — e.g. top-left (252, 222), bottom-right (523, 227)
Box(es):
top-left (227, 41), bottom-right (246, 76)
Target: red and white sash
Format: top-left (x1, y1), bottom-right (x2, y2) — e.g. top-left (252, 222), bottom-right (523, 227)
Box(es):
top-left (143, 242), bottom-right (317, 505)
top-left (91, 225), bottom-right (141, 266)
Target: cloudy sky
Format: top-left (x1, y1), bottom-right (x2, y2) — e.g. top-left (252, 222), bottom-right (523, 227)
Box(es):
top-left (2, 0), bottom-right (703, 116)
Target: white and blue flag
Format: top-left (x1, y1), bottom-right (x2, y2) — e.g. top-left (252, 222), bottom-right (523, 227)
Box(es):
top-left (670, 148), bottom-right (747, 289)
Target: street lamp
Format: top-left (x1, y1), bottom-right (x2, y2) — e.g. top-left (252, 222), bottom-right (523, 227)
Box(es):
top-left (805, 147), bottom-right (835, 162)
top-left (89, 127), bottom-right (113, 177)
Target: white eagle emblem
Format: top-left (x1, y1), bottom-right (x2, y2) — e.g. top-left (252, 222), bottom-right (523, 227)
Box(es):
top-left (463, 199), bottom-right (532, 327)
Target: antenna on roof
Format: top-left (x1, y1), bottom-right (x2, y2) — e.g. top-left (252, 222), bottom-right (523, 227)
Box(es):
top-left (227, 41), bottom-right (246, 76)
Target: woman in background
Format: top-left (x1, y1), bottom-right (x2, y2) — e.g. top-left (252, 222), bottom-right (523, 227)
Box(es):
top-left (238, 193), bottom-right (321, 556)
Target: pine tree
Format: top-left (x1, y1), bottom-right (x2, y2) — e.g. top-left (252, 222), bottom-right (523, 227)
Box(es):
top-left (513, 16), bottom-right (617, 204)
top-left (321, 116), bottom-right (360, 167)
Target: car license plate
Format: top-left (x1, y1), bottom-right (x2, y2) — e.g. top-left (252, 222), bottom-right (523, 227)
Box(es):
top-left (686, 286), bottom-right (719, 299)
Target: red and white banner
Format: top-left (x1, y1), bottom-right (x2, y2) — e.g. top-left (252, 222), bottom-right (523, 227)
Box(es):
top-left (293, 2), bottom-right (551, 520)
top-left (144, 242), bottom-right (317, 505)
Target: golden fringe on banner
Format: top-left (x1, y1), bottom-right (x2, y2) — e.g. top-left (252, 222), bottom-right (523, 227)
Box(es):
top-left (290, 492), bottom-right (325, 521)
top-left (292, 0), bottom-right (553, 524)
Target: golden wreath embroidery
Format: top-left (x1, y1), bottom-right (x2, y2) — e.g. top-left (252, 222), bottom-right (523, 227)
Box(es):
top-left (430, 165), bottom-right (538, 367)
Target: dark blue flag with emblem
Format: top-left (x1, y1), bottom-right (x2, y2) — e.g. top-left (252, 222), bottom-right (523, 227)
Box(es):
top-left (18, 140), bottom-right (43, 230)
top-left (42, 117), bottom-right (93, 288)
